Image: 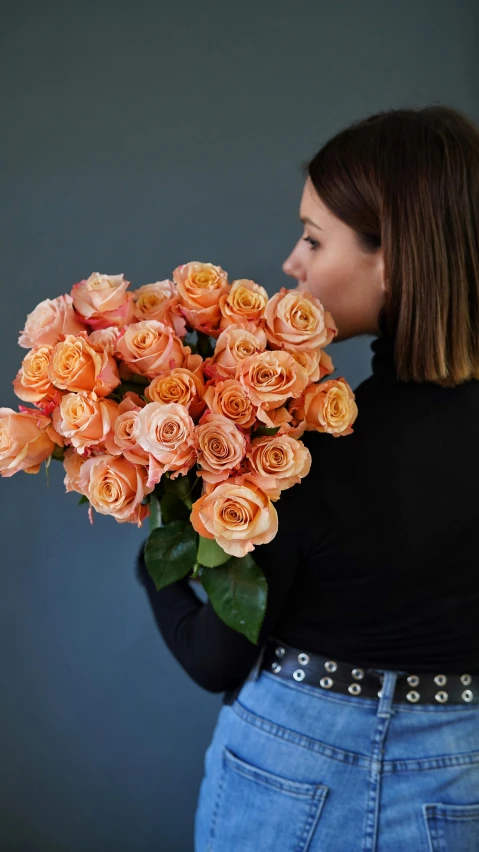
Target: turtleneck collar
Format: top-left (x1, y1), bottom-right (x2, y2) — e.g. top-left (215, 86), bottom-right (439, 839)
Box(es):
top-left (370, 308), bottom-right (398, 379)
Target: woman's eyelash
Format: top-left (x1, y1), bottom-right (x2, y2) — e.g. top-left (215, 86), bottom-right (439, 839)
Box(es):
top-left (302, 236), bottom-right (319, 250)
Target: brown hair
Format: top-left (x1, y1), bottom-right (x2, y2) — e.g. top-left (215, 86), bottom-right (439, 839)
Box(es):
top-left (302, 105), bottom-right (479, 387)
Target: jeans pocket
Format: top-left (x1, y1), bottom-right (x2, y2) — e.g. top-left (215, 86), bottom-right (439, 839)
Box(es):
top-left (423, 801), bottom-right (479, 851)
top-left (206, 745), bottom-right (329, 852)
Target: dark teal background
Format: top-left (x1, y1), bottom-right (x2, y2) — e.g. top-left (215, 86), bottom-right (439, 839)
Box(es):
top-left (1, 2), bottom-right (477, 849)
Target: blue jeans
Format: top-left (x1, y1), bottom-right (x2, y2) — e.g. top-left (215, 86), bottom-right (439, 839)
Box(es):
top-left (194, 652), bottom-right (479, 851)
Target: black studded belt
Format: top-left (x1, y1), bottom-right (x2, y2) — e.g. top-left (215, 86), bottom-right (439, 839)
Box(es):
top-left (260, 639), bottom-right (479, 705)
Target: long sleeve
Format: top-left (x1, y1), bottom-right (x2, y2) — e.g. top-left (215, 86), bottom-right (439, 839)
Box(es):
top-left (135, 474), bottom-right (310, 695)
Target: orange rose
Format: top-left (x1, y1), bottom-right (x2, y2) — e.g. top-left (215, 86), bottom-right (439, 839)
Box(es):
top-left (135, 401), bottom-right (197, 487)
top-left (172, 261), bottom-right (230, 335)
top-left (71, 273), bottom-right (135, 330)
top-left (202, 378), bottom-right (256, 429)
top-left (194, 412), bottom-right (246, 484)
top-left (13, 344), bottom-right (58, 405)
top-left (285, 346), bottom-right (335, 383)
top-left (52, 391), bottom-right (119, 454)
top-left (293, 378), bottom-right (358, 437)
top-left (218, 279), bottom-right (269, 330)
top-left (88, 326), bottom-right (121, 354)
top-left (78, 453), bottom-right (152, 526)
top-left (132, 280), bottom-right (187, 338)
top-left (48, 331), bottom-right (120, 397)
top-left (0, 407), bottom-right (56, 476)
top-left (111, 393), bottom-right (149, 465)
top-left (18, 294), bottom-right (87, 349)
top-left (246, 434), bottom-right (311, 493)
top-left (145, 367), bottom-right (206, 421)
top-left (236, 350), bottom-right (309, 425)
top-left (204, 324), bottom-right (267, 380)
top-left (116, 320), bottom-right (188, 379)
top-left (190, 475), bottom-right (278, 558)
top-left (264, 288), bottom-right (338, 351)
top-left (63, 446), bottom-right (88, 494)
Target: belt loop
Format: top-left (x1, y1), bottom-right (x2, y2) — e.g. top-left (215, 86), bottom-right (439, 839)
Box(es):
top-left (246, 643), bottom-right (267, 683)
top-left (376, 670), bottom-right (398, 718)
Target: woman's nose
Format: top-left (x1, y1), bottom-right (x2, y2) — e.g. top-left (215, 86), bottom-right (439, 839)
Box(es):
top-left (282, 251), bottom-right (305, 282)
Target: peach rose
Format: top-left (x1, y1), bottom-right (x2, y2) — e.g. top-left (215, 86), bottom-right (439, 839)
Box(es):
top-left (132, 281), bottom-right (187, 338)
top-left (48, 331), bottom-right (120, 397)
top-left (190, 475), bottom-right (278, 558)
top-left (0, 407), bottom-right (56, 476)
top-left (203, 324), bottom-right (267, 380)
top-left (146, 367), bottom-right (206, 422)
top-left (88, 326), bottom-right (121, 355)
top-left (264, 288), bottom-right (338, 351)
top-left (135, 401), bottom-right (197, 487)
top-left (71, 273), bottom-right (135, 330)
top-left (236, 350), bottom-right (309, 425)
top-left (111, 393), bottom-right (149, 465)
top-left (194, 412), bottom-right (247, 484)
top-left (52, 391), bottom-right (119, 454)
top-left (218, 279), bottom-right (269, 330)
top-left (13, 344), bottom-right (57, 405)
top-left (18, 293), bottom-right (87, 349)
top-left (285, 346), bottom-right (335, 383)
top-left (292, 377), bottom-right (358, 437)
top-left (78, 453), bottom-right (152, 526)
top-left (63, 445), bottom-right (88, 494)
top-left (246, 434), bottom-right (311, 493)
top-left (172, 261), bottom-right (230, 335)
top-left (116, 320), bottom-right (188, 379)
top-left (202, 378), bottom-right (256, 429)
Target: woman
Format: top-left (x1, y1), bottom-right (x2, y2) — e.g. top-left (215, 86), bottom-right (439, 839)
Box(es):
top-left (136, 105), bottom-right (479, 851)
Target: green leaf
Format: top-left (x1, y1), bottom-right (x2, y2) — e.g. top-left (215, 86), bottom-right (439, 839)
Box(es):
top-left (148, 493), bottom-right (162, 532)
top-left (163, 470), bottom-right (196, 509)
top-left (160, 491), bottom-right (191, 524)
top-left (144, 521), bottom-right (198, 590)
top-left (198, 554), bottom-right (268, 645)
top-left (197, 535), bottom-right (230, 568)
top-left (51, 444), bottom-right (65, 461)
top-left (251, 425), bottom-right (281, 438)
top-left (78, 495), bottom-right (89, 505)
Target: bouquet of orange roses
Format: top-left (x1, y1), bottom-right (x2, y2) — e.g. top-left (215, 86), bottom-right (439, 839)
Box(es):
top-left (1, 263), bottom-right (358, 642)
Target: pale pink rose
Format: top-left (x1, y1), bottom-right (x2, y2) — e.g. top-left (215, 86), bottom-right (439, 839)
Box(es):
top-left (172, 261), bottom-right (230, 335)
top-left (203, 324), bottom-right (267, 380)
top-left (218, 279), bottom-right (269, 330)
top-left (135, 401), bottom-right (197, 487)
top-left (236, 349), bottom-right (310, 425)
top-left (116, 320), bottom-right (188, 379)
top-left (63, 446), bottom-right (88, 494)
top-left (132, 281), bottom-right (187, 338)
top-left (13, 344), bottom-right (57, 405)
top-left (88, 326), bottom-right (121, 354)
top-left (264, 288), bottom-right (338, 351)
top-left (146, 367), bottom-right (206, 422)
top-left (190, 475), bottom-right (278, 558)
top-left (78, 453), bottom-right (153, 526)
top-left (0, 407), bottom-right (56, 476)
top-left (18, 293), bottom-right (87, 349)
top-left (194, 411), bottom-right (247, 484)
top-left (202, 378), bottom-right (257, 429)
top-left (246, 434), bottom-right (311, 493)
top-left (48, 331), bottom-right (120, 397)
top-left (71, 273), bottom-right (135, 330)
top-left (111, 393), bottom-right (149, 465)
top-left (52, 391), bottom-right (119, 454)
top-left (290, 377), bottom-right (358, 437)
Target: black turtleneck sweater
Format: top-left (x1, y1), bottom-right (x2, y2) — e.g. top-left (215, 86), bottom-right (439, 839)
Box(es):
top-left (135, 330), bottom-right (479, 700)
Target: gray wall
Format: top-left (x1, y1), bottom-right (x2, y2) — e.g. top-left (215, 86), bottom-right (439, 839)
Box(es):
top-left (1, 2), bottom-right (477, 850)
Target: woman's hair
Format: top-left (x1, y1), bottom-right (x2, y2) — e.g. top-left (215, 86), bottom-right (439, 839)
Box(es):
top-left (302, 105), bottom-right (479, 387)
